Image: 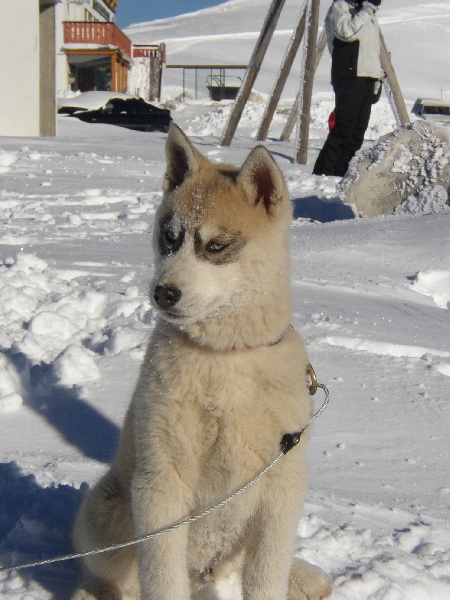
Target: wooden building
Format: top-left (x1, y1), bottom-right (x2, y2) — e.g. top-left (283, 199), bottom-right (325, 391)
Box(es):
top-left (0, 0), bottom-right (167, 137)
top-left (56, 0), bottom-right (131, 94)
top-left (129, 44), bottom-right (166, 102)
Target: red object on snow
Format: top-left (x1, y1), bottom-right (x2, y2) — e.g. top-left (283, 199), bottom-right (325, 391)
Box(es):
top-left (328, 109), bottom-right (336, 131)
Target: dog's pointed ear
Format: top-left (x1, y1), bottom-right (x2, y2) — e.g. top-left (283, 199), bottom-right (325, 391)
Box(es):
top-left (236, 146), bottom-right (288, 216)
top-left (164, 123), bottom-right (203, 192)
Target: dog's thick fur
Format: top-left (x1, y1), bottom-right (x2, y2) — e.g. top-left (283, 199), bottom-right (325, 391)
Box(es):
top-left (72, 125), bottom-right (332, 600)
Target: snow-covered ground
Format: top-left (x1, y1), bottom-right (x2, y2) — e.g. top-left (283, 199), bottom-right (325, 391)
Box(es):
top-left (1, 1), bottom-right (449, 598)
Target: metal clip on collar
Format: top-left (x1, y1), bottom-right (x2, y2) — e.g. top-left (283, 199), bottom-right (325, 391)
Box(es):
top-left (280, 363), bottom-right (328, 455)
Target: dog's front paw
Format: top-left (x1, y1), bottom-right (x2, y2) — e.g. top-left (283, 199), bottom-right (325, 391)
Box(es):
top-left (288, 558), bottom-right (332, 600)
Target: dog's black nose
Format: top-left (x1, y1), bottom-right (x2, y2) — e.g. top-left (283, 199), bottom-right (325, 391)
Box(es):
top-left (154, 285), bottom-right (181, 309)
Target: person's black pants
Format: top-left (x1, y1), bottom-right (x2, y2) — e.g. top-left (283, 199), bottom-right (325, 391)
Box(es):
top-left (313, 77), bottom-right (376, 177)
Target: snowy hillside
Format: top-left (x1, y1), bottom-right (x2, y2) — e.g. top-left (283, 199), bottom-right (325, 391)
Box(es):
top-left (1, 0), bottom-right (449, 598)
top-left (125, 0), bottom-right (450, 102)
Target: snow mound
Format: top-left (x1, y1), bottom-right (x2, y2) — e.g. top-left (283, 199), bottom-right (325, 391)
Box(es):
top-left (182, 99), bottom-right (392, 140)
top-left (395, 184), bottom-right (450, 215)
top-left (52, 344), bottom-right (101, 385)
top-left (0, 353), bottom-right (30, 412)
top-left (410, 270), bottom-right (450, 309)
top-left (184, 101), bottom-right (280, 137)
top-left (340, 121), bottom-right (450, 217)
top-left (0, 252), bottom-right (152, 401)
top-left (0, 150), bottom-right (19, 173)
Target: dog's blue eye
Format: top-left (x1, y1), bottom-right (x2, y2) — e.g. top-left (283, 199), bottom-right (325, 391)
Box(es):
top-left (165, 230), bottom-right (177, 243)
top-left (159, 220), bottom-right (184, 256)
top-left (207, 241), bottom-right (226, 253)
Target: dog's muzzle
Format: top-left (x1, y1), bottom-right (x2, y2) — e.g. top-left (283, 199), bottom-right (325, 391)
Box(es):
top-left (154, 284), bottom-right (181, 310)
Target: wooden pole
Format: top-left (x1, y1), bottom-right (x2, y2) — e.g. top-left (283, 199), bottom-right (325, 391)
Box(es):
top-left (314, 26), bottom-right (327, 71)
top-left (280, 2), bottom-right (324, 143)
top-left (39, 3), bottom-right (57, 136)
top-left (380, 32), bottom-right (410, 126)
top-left (220, 0), bottom-right (287, 146)
top-left (256, 2), bottom-right (307, 142)
top-left (295, 0), bottom-right (321, 164)
top-left (111, 53), bottom-right (117, 92)
top-left (280, 94), bottom-right (298, 142)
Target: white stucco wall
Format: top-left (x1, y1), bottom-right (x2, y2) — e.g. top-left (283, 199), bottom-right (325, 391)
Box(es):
top-left (128, 58), bottom-right (151, 100)
top-left (0, 0), bottom-right (40, 136)
top-left (55, 2), bottom-right (70, 93)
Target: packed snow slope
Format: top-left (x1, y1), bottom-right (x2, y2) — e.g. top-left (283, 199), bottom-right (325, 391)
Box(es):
top-left (1, 1), bottom-right (450, 599)
top-left (125, 0), bottom-right (450, 103)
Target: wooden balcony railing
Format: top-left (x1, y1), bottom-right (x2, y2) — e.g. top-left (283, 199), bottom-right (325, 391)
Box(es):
top-left (64, 22), bottom-right (131, 58)
top-left (133, 43), bottom-right (166, 62)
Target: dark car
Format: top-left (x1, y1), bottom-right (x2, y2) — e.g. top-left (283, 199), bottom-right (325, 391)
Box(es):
top-left (411, 98), bottom-right (450, 125)
top-left (58, 93), bottom-right (172, 133)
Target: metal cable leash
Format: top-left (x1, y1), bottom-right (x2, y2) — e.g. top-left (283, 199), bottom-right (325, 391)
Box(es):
top-left (281, 382), bottom-right (329, 454)
top-left (0, 371), bottom-right (329, 575)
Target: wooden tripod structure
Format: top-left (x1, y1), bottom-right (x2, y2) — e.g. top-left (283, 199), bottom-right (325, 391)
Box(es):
top-left (220, 0), bottom-right (410, 164)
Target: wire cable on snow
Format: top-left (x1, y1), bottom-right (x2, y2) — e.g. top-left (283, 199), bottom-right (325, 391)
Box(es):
top-left (0, 378), bottom-right (329, 574)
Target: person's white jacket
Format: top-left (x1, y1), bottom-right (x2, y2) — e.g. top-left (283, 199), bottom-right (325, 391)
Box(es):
top-left (325, 0), bottom-right (383, 82)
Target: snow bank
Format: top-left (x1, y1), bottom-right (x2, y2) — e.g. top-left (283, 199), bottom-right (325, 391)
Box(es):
top-left (0, 252), bottom-right (152, 411)
top-left (52, 345), bottom-right (101, 385)
top-left (0, 151), bottom-right (19, 173)
top-left (341, 121), bottom-right (450, 217)
top-left (0, 353), bottom-right (29, 411)
top-left (411, 270), bottom-right (450, 309)
top-left (396, 184), bottom-right (450, 215)
top-left (57, 91), bottom-right (137, 111)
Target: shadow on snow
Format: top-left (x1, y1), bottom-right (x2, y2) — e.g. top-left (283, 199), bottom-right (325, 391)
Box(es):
top-left (0, 351), bottom-right (121, 596)
top-left (0, 461), bottom-right (83, 598)
top-left (292, 195), bottom-right (355, 223)
top-left (6, 350), bottom-right (120, 464)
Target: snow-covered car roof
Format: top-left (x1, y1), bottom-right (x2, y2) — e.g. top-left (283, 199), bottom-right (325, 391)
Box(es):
top-left (414, 98), bottom-right (450, 108)
top-left (57, 91), bottom-right (145, 112)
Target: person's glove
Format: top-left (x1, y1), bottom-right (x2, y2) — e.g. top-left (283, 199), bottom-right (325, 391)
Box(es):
top-left (362, 1), bottom-right (381, 14)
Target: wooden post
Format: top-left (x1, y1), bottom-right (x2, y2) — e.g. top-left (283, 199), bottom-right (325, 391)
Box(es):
top-left (39, 3), bottom-right (57, 136)
top-left (295, 0), bottom-right (321, 164)
top-left (314, 26), bottom-right (327, 71)
top-left (280, 95), bottom-right (298, 142)
top-left (220, 0), bottom-right (287, 146)
top-left (380, 32), bottom-right (410, 126)
top-left (111, 53), bottom-right (117, 91)
top-left (280, 2), bottom-right (324, 143)
top-left (256, 2), bottom-right (307, 141)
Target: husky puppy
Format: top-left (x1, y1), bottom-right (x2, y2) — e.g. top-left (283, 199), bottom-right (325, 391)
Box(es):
top-left (72, 124), bottom-right (332, 600)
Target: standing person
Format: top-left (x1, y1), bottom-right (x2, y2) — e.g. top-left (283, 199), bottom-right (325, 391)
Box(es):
top-left (313, 0), bottom-right (383, 177)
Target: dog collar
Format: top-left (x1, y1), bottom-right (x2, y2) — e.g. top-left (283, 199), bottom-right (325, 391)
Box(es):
top-left (231, 326), bottom-right (291, 351)
top-left (179, 324), bottom-right (293, 353)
